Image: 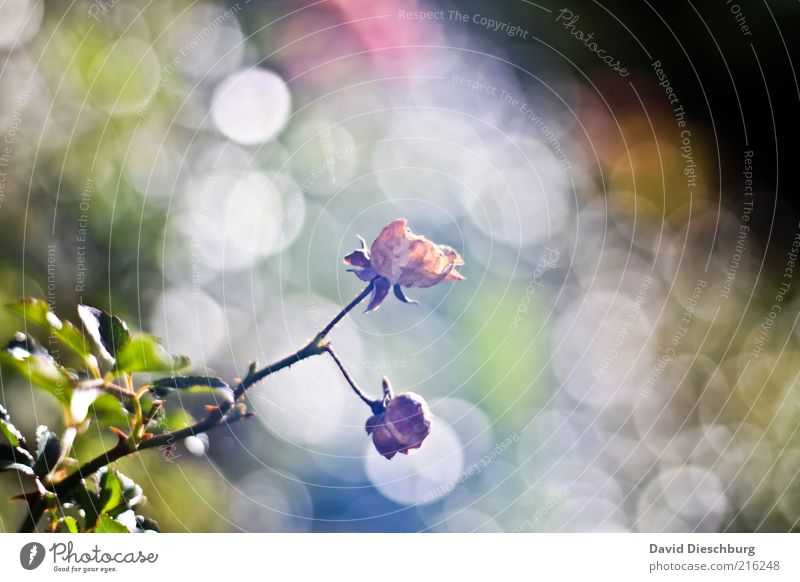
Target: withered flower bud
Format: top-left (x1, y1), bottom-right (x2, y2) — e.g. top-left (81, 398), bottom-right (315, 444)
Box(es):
top-left (365, 378), bottom-right (433, 459)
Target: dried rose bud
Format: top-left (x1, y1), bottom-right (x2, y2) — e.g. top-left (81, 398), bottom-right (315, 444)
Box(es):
top-left (344, 218), bottom-right (464, 312)
top-left (365, 382), bottom-right (433, 460)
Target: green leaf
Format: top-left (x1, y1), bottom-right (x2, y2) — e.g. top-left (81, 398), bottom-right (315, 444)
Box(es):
top-left (32, 425), bottom-right (61, 477)
top-left (6, 298), bottom-right (89, 358)
top-left (93, 468), bottom-right (144, 520)
top-left (71, 482), bottom-right (101, 530)
top-left (0, 403), bottom-right (25, 447)
top-left (115, 469), bottom-right (144, 511)
top-left (0, 420), bottom-right (24, 447)
top-left (77, 305), bottom-right (130, 363)
top-left (56, 516), bottom-right (79, 533)
top-left (3, 332), bottom-right (48, 362)
top-left (69, 388), bottom-right (102, 425)
top-left (86, 392), bottom-right (130, 428)
top-left (115, 334), bottom-right (190, 374)
top-left (0, 333), bottom-right (76, 404)
top-left (98, 467), bottom-right (123, 514)
top-left (95, 514), bottom-right (129, 533)
top-left (0, 443), bottom-right (35, 475)
top-left (164, 408), bottom-right (195, 431)
top-left (149, 375), bottom-right (232, 403)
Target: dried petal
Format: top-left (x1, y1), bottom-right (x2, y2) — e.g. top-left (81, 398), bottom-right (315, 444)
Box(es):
top-left (370, 423), bottom-right (401, 459)
top-left (393, 284), bottom-right (417, 304)
top-left (344, 249), bottom-right (371, 269)
top-left (348, 266), bottom-right (377, 282)
top-left (365, 277), bottom-right (391, 312)
top-left (365, 413), bottom-right (382, 435)
top-left (344, 236), bottom-right (376, 281)
top-left (384, 392), bottom-right (432, 448)
top-left (369, 219), bottom-right (464, 288)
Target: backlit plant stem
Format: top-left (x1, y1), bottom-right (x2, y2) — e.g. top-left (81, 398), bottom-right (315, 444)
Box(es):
top-left (18, 280), bottom-right (376, 533)
top-left (324, 345), bottom-right (382, 413)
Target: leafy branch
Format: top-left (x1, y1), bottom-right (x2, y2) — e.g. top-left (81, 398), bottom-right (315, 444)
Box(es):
top-left (10, 281), bottom-right (378, 533)
top-left (1, 218), bottom-right (460, 533)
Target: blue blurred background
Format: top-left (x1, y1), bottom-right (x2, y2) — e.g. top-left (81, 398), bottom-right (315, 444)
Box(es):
top-left (1, 0), bottom-right (800, 532)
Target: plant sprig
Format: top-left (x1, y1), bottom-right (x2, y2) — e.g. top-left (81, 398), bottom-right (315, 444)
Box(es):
top-left (7, 281), bottom-right (379, 533)
top-left (3, 218), bottom-right (462, 533)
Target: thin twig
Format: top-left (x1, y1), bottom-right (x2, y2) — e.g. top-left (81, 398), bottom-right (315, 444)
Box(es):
top-left (324, 345), bottom-right (380, 412)
top-left (18, 281), bottom-right (375, 532)
top-left (79, 378), bottom-right (136, 399)
top-left (316, 278), bottom-right (375, 339)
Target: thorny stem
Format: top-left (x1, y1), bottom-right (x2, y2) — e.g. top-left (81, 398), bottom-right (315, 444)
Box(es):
top-left (18, 281), bottom-right (377, 533)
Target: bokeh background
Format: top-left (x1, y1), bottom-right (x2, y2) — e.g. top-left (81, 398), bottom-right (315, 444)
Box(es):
top-left (1, 0), bottom-right (800, 532)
